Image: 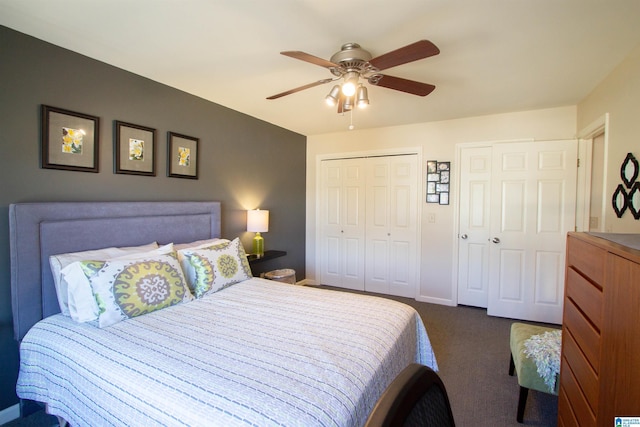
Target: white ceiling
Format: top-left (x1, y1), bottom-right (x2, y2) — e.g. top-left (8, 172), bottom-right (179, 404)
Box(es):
top-left (2, 0), bottom-right (640, 136)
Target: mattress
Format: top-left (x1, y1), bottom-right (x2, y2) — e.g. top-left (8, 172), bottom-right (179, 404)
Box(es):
top-left (17, 278), bottom-right (437, 427)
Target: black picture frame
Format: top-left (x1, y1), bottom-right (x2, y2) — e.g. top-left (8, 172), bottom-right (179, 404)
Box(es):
top-left (114, 121), bottom-right (156, 176)
top-left (426, 160), bottom-right (450, 204)
top-left (167, 131), bottom-right (199, 179)
top-left (41, 105), bottom-right (99, 173)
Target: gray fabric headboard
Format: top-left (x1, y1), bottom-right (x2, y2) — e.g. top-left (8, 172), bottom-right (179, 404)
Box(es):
top-left (9, 201), bottom-right (221, 341)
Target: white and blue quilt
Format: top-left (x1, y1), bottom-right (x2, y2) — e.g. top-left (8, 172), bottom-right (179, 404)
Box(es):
top-left (17, 278), bottom-right (437, 427)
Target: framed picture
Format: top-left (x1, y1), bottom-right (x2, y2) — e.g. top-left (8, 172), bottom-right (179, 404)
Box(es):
top-left (41, 105), bottom-right (99, 172)
top-left (426, 194), bottom-right (440, 203)
top-left (167, 132), bottom-right (198, 179)
top-left (438, 161), bottom-right (450, 171)
top-left (436, 183), bottom-right (449, 193)
top-left (426, 159), bottom-right (451, 203)
top-left (114, 121), bottom-right (156, 176)
top-left (427, 173), bottom-right (440, 182)
top-left (427, 182), bottom-right (436, 194)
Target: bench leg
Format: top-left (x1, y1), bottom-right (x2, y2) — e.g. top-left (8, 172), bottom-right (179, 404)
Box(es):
top-left (509, 353), bottom-right (515, 376)
top-left (517, 386), bottom-right (528, 423)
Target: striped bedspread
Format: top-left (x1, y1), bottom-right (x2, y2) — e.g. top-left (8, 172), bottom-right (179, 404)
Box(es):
top-left (17, 278), bottom-right (437, 427)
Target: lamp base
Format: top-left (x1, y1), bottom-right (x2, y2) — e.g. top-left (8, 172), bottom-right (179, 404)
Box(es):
top-left (253, 232), bottom-right (264, 258)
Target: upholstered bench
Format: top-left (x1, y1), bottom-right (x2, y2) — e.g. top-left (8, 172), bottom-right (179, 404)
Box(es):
top-left (509, 323), bottom-right (561, 423)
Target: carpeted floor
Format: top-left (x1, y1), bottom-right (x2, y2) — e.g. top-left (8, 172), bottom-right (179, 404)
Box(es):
top-left (3, 286), bottom-right (558, 427)
top-left (382, 293), bottom-right (559, 427)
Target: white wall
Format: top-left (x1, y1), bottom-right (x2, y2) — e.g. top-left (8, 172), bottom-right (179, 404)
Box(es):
top-left (306, 106), bottom-right (577, 304)
top-left (577, 43), bottom-right (640, 233)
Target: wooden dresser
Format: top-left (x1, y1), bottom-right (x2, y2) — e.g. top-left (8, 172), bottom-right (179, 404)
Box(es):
top-left (558, 232), bottom-right (640, 426)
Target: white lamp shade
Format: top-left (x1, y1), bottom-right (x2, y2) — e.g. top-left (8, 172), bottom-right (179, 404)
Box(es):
top-left (247, 209), bottom-right (269, 232)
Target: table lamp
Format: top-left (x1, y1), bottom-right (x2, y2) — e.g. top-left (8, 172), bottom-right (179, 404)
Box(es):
top-left (247, 209), bottom-right (269, 257)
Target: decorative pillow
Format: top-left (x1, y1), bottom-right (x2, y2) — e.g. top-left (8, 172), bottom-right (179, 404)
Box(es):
top-left (64, 250), bottom-right (192, 328)
top-left (177, 239), bottom-right (229, 289)
top-left (180, 237), bottom-right (252, 298)
top-left (59, 243), bottom-right (177, 323)
top-left (50, 242), bottom-right (159, 316)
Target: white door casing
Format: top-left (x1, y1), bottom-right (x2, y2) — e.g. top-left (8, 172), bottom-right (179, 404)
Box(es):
top-left (487, 140), bottom-right (577, 324)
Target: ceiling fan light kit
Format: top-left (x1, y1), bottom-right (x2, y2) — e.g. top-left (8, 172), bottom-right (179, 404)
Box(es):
top-left (267, 40), bottom-right (440, 128)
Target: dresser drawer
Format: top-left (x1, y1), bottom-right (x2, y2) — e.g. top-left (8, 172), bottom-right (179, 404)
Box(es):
top-left (558, 384), bottom-right (579, 427)
top-left (560, 358), bottom-right (596, 427)
top-left (563, 299), bottom-right (601, 373)
top-left (567, 236), bottom-right (605, 286)
top-left (562, 331), bottom-right (598, 412)
top-left (566, 267), bottom-right (603, 330)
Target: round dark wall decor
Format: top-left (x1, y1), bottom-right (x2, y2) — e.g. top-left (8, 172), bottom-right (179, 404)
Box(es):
top-left (612, 152), bottom-right (640, 220)
top-left (630, 182), bottom-right (640, 220)
top-left (621, 152), bottom-right (639, 188)
top-left (612, 184), bottom-right (628, 218)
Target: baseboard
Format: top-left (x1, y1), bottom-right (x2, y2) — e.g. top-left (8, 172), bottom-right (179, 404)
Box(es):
top-left (0, 403), bottom-right (20, 424)
top-left (415, 295), bottom-right (456, 306)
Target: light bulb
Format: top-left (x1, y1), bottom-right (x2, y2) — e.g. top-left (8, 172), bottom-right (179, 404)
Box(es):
top-left (341, 71), bottom-right (359, 97)
top-left (342, 81), bottom-right (356, 97)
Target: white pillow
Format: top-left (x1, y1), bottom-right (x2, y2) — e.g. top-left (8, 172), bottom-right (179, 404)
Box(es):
top-left (179, 238), bottom-right (252, 298)
top-left (50, 242), bottom-right (159, 316)
top-left (65, 250), bottom-right (192, 328)
top-left (173, 238), bottom-right (225, 251)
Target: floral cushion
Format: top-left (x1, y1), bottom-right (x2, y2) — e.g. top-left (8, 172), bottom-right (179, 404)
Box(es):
top-left (66, 250), bottom-right (192, 328)
top-left (180, 237), bottom-right (252, 298)
top-left (50, 242), bottom-right (159, 316)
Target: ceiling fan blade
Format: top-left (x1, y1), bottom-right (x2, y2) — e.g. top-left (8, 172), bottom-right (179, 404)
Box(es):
top-left (371, 75), bottom-right (436, 96)
top-left (266, 78), bottom-right (334, 100)
top-left (281, 51), bottom-right (339, 69)
top-left (369, 40), bottom-right (440, 71)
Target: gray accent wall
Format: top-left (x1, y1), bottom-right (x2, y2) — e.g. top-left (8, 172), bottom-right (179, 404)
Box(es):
top-left (0, 25), bottom-right (306, 411)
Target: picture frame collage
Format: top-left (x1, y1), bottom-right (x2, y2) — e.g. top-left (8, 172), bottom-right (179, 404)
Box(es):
top-left (41, 105), bottom-right (199, 179)
top-left (426, 160), bottom-right (450, 205)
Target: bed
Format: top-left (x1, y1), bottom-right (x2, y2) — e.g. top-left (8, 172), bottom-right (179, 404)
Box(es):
top-left (10, 201), bottom-right (437, 427)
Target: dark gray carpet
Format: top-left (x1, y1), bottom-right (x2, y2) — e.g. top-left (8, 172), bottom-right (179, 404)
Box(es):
top-left (3, 286), bottom-right (558, 427)
top-left (326, 286), bottom-right (558, 427)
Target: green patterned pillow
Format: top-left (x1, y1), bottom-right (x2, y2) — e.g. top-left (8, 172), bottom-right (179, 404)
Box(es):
top-left (181, 237), bottom-right (252, 298)
top-left (78, 251), bottom-right (193, 328)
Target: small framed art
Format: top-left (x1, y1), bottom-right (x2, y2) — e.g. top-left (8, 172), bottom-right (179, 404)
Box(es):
top-left (41, 105), bottom-right (99, 172)
top-left (426, 159), bottom-right (450, 204)
top-left (167, 131), bottom-right (199, 179)
top-left (114, 121), bottom-right (156, 176)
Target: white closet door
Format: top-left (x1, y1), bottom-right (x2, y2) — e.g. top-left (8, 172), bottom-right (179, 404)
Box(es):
top-left (457, 146), bottom-right (492, 308)
top-left (487, 140), bottom-right (577, 323)
top-left (319, 159), bottom-right (366, 290)
top-left (365, 155), bottom-right (418, 297)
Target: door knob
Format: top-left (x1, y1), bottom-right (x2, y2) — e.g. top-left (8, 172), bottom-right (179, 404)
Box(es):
top-left (491, 237), bottom-right (500, 244)
top-left (460, 234), bottom-right (468, 239)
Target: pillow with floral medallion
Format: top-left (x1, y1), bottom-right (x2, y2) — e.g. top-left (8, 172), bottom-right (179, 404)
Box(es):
top-left (180, 237), bottom-right (252, 298)
top-left (69, 250), bottom-right (192, 328)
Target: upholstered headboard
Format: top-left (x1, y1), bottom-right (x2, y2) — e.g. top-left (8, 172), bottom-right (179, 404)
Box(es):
top-left (9, 201), bottom-right (221, 341)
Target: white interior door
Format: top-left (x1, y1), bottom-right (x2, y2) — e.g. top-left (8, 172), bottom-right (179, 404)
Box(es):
top-left (319, 159), bottom-right (366, 290)
top-left (365, 155), bottom-right (418, 297)
top-left (487, 140), bottom-right (577, 324)
top-left (457, 146), bottom-right (492, 307)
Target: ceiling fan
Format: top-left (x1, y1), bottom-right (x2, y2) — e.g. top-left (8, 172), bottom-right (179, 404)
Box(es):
top-left (266, 40), bottom-right (440, 113)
